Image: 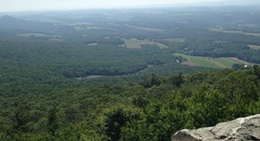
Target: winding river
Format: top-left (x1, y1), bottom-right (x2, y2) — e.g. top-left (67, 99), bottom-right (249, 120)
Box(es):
top-left (76, 65), bottom-right (154, 80)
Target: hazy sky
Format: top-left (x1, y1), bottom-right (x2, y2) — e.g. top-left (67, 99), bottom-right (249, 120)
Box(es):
top-left (0, 0), bottom-right (259, 12)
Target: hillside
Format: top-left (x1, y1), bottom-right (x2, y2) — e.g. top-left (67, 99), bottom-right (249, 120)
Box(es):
top-left (0, 67), bottom-right (259, 140)
top-left (0, 15), bottom-right (57, 34)
top-left (0, 6), bottom-right (260, 141)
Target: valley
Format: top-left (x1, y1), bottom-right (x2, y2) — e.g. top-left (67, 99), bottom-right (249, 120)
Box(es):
top-left (0, 5), bottom-right (260, 141)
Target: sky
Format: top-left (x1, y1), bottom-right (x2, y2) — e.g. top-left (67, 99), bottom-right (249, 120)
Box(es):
top-left (0, 0), bottom-right (259, 12)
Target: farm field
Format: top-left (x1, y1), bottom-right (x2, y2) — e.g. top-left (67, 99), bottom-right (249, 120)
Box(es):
top-left (174, 53), bottom-right (253, 68)
top-left (18, 33), bottom-right (60, 38)
top-left (122, 38), bottom-right (168, 49)
top-left (248, 45), bottom-right (260, 50)
top-left (162, 38), bottom-right (186, 43)
top-left (125, 24), bottom-right (164, 32)
top-left (209, 28), bottom-right (260, 36)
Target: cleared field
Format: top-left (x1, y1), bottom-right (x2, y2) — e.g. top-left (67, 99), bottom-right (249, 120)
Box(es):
top-left (248, 45), bottom-right (260, 50)
top-left (125, 24), bottom-right (164, 32)
top-left (163, 38), bottom-right (186, 43)
top-left (87, 43), bottom-right (99, 46)
top-left (68, 22), bottom-right (101, 30)
top-left (122, 38), bottom-right (168, 49)
top-left (18, 33), bottom-right (62, 41)
top-left (209, 28), bottom-right (260, 37)
top-left (174, 53), bottom-right (253, 68)
top-left (18, 33), bottom-right (60, 38)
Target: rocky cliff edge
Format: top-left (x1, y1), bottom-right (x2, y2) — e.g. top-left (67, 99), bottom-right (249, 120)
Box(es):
top-left (172, 114), bottom-right (260, 141)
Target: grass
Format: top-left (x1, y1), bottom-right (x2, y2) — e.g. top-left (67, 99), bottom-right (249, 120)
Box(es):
top-left (74, 26), bottom-right (100, 30)
top-left (69, 22), bottom-right (100, 30)
top-left (18, 33), bottom-right (62, 41)
top-left (122, 38), bottom-right (168, 49)
top-left (87, 43), bottom-right (99, 46)
top-left (174, 53), bottom-right (253, 68)
top-left (209, 28), bottom-right (260, 37)
top-left (248, 45), bottom-right (260, 50)
top-left (18, 33), bottom-right (60, 38)
top-left (163, 38), bottom-right (186, 43)
top-left (18, 33), bottom-right (48, 37)
top-left (125, 24), bottom-right (164, 32)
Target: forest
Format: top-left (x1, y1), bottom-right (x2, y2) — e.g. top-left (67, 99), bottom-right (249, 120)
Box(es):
top-left (0, 6), bottom-right (260, 141)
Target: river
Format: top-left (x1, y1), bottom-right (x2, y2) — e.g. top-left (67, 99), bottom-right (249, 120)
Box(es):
top-left (76, 65), bottom-right (154, 80)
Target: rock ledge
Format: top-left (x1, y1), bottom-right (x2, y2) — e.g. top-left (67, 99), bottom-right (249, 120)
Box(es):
top-left (172, 114), bottom-right (260, 141)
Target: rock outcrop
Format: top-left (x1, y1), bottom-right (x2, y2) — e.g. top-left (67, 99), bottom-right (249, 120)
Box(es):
top-left (172, 114), bottom-right (260, 141)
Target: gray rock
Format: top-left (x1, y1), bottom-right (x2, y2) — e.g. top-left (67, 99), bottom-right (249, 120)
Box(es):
top-left (172, 114), bottom-right (260, 141)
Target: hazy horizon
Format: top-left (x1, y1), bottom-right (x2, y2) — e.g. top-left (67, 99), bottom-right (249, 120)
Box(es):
top-left (0, 0), bottom-right (260, 12)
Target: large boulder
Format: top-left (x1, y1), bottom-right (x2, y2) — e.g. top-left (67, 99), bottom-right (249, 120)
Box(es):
top-left (172, 114), bottom-right (260, 141)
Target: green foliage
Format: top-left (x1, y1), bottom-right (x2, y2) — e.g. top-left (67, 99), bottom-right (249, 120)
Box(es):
top-left (105, 108), bottom-right (128, 141)
top-left (170, 73), bottom-right (184, 87)
top-left (139, 74), bottom-right (162, 88)
top-left (0, 63), bottom-right (260, 141)
top-left (132, 96), bottom-right (150, 108)
top-left (1, 7), bottom-right (260, 141)
top-left (104, 68), bottom-right (260, 141)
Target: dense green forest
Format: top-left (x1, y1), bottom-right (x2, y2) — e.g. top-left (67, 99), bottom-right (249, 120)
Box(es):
top-left (0, 67), bottom-right (260, 140)
top-left (0, 6), bottom-right (260, 141)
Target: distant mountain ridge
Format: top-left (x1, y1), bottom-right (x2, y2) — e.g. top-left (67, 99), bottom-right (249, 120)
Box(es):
top-left (0, 15), bottom-right (29, 29)
top-left (0, 15), bottom-right (56, 33)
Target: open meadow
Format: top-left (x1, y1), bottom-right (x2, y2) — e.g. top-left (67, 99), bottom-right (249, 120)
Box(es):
top-left (174, 53), bottom-right (253, 68)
